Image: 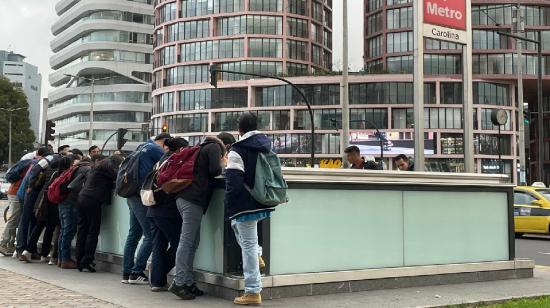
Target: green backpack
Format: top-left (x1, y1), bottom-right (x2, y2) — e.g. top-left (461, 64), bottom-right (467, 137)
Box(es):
top-left (245, 151), bottom-right (289, 207)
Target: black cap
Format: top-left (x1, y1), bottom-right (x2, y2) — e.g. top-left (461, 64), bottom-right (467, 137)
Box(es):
top-left (154, 133), bottom-right (171, 142)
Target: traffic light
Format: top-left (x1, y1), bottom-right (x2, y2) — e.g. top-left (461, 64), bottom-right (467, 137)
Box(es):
top-left (161, 123), bottom-right (168, 133)
top-left (116, 128), bottom-right (128, 150)
top-left (45, 120), bottom-right (55, 142)
top-left (209, 65), bottom-right (217, 88)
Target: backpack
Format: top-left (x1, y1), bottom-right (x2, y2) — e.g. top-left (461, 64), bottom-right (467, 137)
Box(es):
top-left (5, 159), bottom-right (32, 183)
top-left (47, 165), bottom-right (80, 204)
top-left (156, 146), bottom-right (201, 194)
top-left (245, 151), bottom-right (288, 207)
top-left (140, 161), bottom-right (162, 207)
top-left (116, 144), bottom-right (146, 198)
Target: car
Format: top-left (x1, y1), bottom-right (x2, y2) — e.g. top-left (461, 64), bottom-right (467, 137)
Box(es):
top-left (514, 184), bottom-right (550, 236)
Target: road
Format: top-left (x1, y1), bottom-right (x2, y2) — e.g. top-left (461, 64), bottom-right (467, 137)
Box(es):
top-left (516, 235), bottom-right (550, 266)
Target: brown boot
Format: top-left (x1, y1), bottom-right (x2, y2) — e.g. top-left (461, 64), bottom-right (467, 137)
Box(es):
top-left (258, 256), bottom-right (266, 273)
top-left (234, 293), bottom-right (261, 305)
top-left (60, 260), bottom-right (77, 269)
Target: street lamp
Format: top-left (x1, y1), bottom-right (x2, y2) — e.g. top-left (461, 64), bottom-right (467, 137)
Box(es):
top-left (0, 107), bottom-right (27, 168)
top-left (64, 74), bottom-right (113, 148)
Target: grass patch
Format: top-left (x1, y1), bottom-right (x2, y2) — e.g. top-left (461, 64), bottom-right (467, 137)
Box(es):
top-left (449, 296), bottom-right (550, 308)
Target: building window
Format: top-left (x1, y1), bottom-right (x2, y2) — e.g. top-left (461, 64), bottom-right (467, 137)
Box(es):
top-left (288, 40), bottom-right (308, 61)
top-left (480, 109), bottom-right (511, 130)
top-left (440, 83), bottom-right (462, 104)
top-left (387, 7), bottom-right (413, 29)
top-left (366, 0), bottom-right (383, 12)
top-left (472, 5), bottom-right (512, 26)
top-left (424, 107), bottom-right (462, 129)
top-left (256, 84), bottom-right (339, 106)
top-left (270, 133), bottom-right (341, 154)
top-left (287, 17), bottom-right (308, 38)
top-left (440, 133), bottom-right (464, 154)
top-left (424, 54), bottom-right (462, 75)
top-left (477, 135), bottom-right (511, 155)
top-left (295, 109), bottom-right (341, 130)
top-left (387, 55), bottom-right (413, 73)
top-left (425, 38), bottom-right (460, 50)
top-left (217, 15), bottom-right (282, 36)
top-left (473, 30), bottom-right (509, 49)
top-left (350, 82), bottom-right (415, 104)
top-left (217, 61), bottom-right (282, 81)
top-left (350, 108), bottom-right (388, 129)
top-left (158, 2), bottom-right (177, 23)
top-left (387, 31), bottom-right (413, 53)
top-left (180, 39), bottom-right (244, 61)
top-left (178, 88), bottom-right (248, 111)
top-left (166, 20), bottom-right (210, 42)
top-left (287, 63), bottom-right (309, 76)
top-left (249, 0), bottom-right (282, 12)
top-left (213, 111), bottom-right (242, 131)
top-left (473, 82), bottom-right (510, 106)
top-left (249, 38), bottom-right (282, 58)
top-left (288, 0), bottom-right (308, 16)
top-left (249, 110), bottom-right (290, 130)
top-left (366, 12), bottom-right (383, 35)
top-left (181, 0), bottom-right (244, 17)
top-left (165, 113), bottom-right (208, 133)
top-left (367, 36), bottom-right (382, 58)
top-left (165, 65), bottom-right (209, 85)
top-left (392, 108), bottom-right (414, 129)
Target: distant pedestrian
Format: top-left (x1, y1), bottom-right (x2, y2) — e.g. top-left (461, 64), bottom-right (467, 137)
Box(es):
top-left (344, 146), bottom-right (380, 170)
top-left (58, 145), bottom-right (71, 156)
top-left (89, 145), bottom-right (101, 157)
top-left (394, 154), bottom-right (414, 171)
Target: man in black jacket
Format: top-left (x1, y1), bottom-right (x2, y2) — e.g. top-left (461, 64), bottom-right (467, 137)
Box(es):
top-left (169, 136), bottom-right (227, 300)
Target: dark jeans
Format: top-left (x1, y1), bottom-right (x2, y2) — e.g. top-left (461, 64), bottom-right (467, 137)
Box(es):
top-left (27, 203), bottom-right (59, 256)
top-left (16, 190), bottom-right (39, 252)
top-left (123, 195), bottom-right (152, 274)
top-left (150, 217), bottom-right (182, 287)
top-left (174, 198), bottom-right (203, 286)
top-left (76, 199), bottom-right (102, 267)
top-left (58, 201), bottom-right (78, 262)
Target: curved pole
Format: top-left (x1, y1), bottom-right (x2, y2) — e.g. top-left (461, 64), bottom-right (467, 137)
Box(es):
top-left (101, 131), bottom-right (118, 153)
top-left (212, 69), bottom-right (315, 168)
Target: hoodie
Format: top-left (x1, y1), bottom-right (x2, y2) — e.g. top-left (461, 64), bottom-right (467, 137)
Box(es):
top-left (224, 131), bottom-right (274, 221)
top-left (177, 137), bottom-right (225, 211)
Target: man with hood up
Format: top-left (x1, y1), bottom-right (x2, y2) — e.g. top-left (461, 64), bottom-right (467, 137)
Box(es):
top-left (224, 113), bottom-right (275, 306)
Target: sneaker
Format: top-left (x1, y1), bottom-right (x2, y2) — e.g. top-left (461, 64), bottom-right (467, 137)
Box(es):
top-left (39, 256), bottom-right (48, 263)
top-left (0, 244), bottom-right (14, 256)
top-left (128, 272), bottom-right (149, 285)
top-left (20, 250), bottom-right (32, 263)
top-left (234, 293), bottom-right (262, 305)
top-left (189, 283), bottom-right (204, 296)
top-left (48, 258), bottom-right (57, 266)
top-left (12, 250), bottom-right (17, 259)
top-left (121, 273), bottom-right (130, 284)
top-left (168, 281), bottom-right (196, 300)
top-left (151, 285), bottom-right (168, 292)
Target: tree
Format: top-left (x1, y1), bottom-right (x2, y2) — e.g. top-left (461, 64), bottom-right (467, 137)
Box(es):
top-left (0, 77), bottom-right (35, 166)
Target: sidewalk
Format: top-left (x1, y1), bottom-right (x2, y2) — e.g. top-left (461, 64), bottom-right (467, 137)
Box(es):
top-left (1, 255), bottom-right (550, 308)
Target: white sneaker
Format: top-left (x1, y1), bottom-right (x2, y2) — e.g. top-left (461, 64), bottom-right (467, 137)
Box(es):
top-left (20, 250), bottom-right (32, 263)
top-left (11, 251), bottom-right (17, 259)
top-left (48, 258), bottom-right (57, 266)
top-left (39, 256), bottom-right (48, 263)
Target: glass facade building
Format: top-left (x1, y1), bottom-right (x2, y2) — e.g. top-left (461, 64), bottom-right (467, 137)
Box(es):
top-left (48, 0), bottom-right (154, 152)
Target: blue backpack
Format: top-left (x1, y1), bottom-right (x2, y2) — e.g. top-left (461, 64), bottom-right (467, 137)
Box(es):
top-left (5, 159), bottom-right (32, 183)
top-left (115, 144), bottom-right (146, 198)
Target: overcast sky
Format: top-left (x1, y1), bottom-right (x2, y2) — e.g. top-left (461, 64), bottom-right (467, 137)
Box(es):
top-left (0, 0), bottom-right (363, 101)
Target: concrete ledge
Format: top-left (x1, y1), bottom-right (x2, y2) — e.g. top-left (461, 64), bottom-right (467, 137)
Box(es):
top-left (93, 251), bottom-right (534, 300)
top-left (197, 260), bottom-right (534, 300)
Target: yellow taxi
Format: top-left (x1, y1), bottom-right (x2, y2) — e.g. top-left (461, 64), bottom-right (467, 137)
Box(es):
top-left (514, 183), bottom-right (550, 236)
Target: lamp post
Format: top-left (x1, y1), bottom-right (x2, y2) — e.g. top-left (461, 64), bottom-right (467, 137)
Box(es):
top-left (64, 74), bottom-right (112, 148)
top-left (0, 107), bottom-right (27, 168)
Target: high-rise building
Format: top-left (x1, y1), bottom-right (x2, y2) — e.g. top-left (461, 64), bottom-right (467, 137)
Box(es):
top-left (363, 0), bottom-right (550, 183)
top-left (0, 50), bottom-right (42, 143)
top-left (48, 0), bottom-right (154, 153)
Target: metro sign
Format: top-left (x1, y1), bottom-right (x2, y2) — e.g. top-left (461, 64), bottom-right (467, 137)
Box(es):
top-left (423, 0), bottom-right (468, 44)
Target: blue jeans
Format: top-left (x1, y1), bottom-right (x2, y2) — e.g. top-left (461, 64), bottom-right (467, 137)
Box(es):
top-left (231, 219), bottom-right (263, 294)
top-left (57, 201), bottom-right (78, 262)
top-left (123, 195), bottom-right (152, 274)
top-left (16, 189), bottom-right (38, 252)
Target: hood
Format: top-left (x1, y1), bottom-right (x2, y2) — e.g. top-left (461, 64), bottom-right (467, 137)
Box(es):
top-left (235, 131), bottom-right (271, 153)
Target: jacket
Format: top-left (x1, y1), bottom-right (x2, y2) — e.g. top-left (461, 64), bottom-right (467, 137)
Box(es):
top-left (177, 137), bottom-right (224, 211)
top-left (65, 161), bottom-right (93, 206)
top-left (16, 159), bottom-right (39, 202)
top-left (224, 131), bottom-right (274, 220)
top-left (137, 140), bottom-right (164, 186)
top-left (78, 161), bottom-right (118, 205)
top-left (147, 152), bottom-right (181, 220)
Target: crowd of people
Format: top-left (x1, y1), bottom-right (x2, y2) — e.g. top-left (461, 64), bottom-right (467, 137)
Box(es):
top-left (1, 112), bottom-right (277, 306)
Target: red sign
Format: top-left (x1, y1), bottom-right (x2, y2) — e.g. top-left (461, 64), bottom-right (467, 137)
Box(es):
top-left (424, 0), bottom-right (466, 30)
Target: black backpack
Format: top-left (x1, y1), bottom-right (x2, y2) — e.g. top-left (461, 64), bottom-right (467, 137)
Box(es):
top-left (116, 144), bottom-right (146, 198)
top-left (5, 159), bottom-right (32, 183)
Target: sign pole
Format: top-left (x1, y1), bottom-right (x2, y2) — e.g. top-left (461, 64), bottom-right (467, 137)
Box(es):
top-left (413, 0), bottom-right (425, 172)
top-left (462, 0), bottom-right (474, 173)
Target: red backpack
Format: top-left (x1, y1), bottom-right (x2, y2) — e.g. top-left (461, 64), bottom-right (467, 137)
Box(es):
top-left (156, 146), bottom-right (201, 194)
top-left (47, 165), bottom-right (79, 204)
